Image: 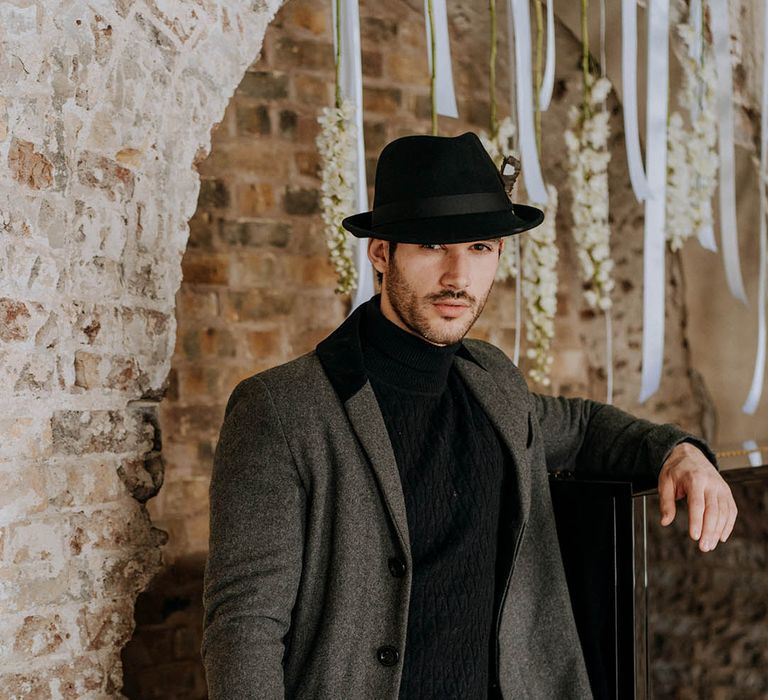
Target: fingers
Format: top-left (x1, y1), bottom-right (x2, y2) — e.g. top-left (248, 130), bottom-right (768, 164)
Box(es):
top-left (697, 490), bottom-right (720, 552)
top-left (720, 489), bottom-right (738, 543)
top-left (658, 448), bottom-right (739, 552)
top-left (687, 486), bottom-right (706, 541)
top-left (658, 472), bottom-right (677, 526)
top-left (712, 493), bottom-right (729, 545)
top-left (692, 485), bottom-right (738, 551)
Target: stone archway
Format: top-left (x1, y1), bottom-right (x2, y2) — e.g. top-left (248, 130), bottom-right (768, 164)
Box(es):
top-left (1, 1), bottom-right (283, 694)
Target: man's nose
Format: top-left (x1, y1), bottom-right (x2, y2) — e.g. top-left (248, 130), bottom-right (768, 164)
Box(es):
top-left (440, 251), bottom-right (470, 290)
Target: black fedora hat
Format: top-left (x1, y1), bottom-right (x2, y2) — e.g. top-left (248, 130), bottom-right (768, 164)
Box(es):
top-left (341, 131), bottom-right (544, 244)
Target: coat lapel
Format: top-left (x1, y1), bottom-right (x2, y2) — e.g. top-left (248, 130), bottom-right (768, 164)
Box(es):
top-left (344, 384), bottom-right (411, 559)
top-left (315, 299), bottom-right (533, 561)
top-left (454, 350), bottom-right (532, 525)
top-left (316, 302), bottom-right (411, 559)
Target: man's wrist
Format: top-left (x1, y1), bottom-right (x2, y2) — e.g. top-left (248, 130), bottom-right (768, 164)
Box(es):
top-left (673, 437), bottom-right (720, 471)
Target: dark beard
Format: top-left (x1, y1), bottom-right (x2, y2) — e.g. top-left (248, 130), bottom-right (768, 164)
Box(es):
top-left (384, 257), bottom-right (491, 345)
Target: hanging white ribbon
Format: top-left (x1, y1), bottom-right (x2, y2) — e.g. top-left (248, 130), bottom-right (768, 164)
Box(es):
top-left (424, 0), bottom-right (459, 118)
top-left (509, 0), bottom-right (548, 204)
top-left (332, 0), bottom-right (374, 311)
top-left (600, 0), bottom-right (613, 406)
top-left (689, 0), bottom-right (719, 251)
top-left (621, 0), bottom-right (650, 203)
top-left (710, 0), bottom-right (748, 303)
top-left (741, 0), bottom-right (768, 415)
top-left (538, 0), bottom-right (555, 112)
top-left (639, 0), bottom-right (670, 403)
top-left (742, 439), bottom-right (764, 467)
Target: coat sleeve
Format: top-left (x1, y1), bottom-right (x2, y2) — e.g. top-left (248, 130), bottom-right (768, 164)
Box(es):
top-left (201, 375), bottom-right (306, 700)
top-left (531, 392), bottom-right (720, 482)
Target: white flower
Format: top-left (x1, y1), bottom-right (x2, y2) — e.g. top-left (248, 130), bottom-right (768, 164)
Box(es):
top-left (565, 76), bottom-right (614, 312)
top-left (522, 184), bottom-right (559, 386)
top-left (480, 118), bottom-right (560, 385)
top-left (591, 78), bottom-right (612, 105)
top-left (665, 3), bottom-right (718, 252)
top-left (316, 97), bottom-right (359, 294)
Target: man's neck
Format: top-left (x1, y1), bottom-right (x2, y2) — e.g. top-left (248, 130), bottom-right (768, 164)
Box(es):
top-left (360, 295), bottom-right (461, 393)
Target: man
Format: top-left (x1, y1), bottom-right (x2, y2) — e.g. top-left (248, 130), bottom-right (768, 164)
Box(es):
top-left (201, 132), bottom-right (737, 699)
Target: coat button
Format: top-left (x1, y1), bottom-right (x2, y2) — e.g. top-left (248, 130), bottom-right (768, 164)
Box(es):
top-left (388, 556), bottom-right (406, 577)
top-left (376, 645), bottom-right (399, 666)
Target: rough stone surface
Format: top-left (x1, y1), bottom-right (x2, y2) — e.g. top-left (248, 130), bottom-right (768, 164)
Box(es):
top-left (1, 0), bottom-right (283, 696)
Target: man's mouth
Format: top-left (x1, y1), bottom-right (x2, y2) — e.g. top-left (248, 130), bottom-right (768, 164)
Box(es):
top-left (432, 300), bottom-right (470, 317)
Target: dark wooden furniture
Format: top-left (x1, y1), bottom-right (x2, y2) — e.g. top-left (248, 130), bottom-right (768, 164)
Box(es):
top-left (548, 464), bottom-right (768, 700)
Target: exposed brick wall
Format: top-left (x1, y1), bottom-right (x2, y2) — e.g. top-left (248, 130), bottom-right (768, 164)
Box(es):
top-left (2, 0), bottom-right (765, 698)
top-left (126, 0), bottom-right (767, 698)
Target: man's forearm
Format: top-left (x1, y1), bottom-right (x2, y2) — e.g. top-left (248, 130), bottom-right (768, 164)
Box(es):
top-left (533, 393), bottom-right (717, 481)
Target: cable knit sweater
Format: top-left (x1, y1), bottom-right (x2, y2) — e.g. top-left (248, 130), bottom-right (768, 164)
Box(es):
top-left (360, 295), bottom-right (509, 700)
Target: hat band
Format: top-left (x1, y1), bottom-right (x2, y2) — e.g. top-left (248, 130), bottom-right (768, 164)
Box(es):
top-left (371, 192), bottom-right (512, 228)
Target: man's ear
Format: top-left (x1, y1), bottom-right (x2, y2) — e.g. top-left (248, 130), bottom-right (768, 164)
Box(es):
top-left (368, 238), bottom-right (389, 276)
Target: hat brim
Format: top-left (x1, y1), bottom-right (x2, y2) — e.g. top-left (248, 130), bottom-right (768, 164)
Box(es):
top-left (341, 203), bottom-right (545, 244)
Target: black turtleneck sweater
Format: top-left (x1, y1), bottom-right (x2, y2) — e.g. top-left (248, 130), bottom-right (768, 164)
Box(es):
top-left (360, 296), bottom-right (508, 700)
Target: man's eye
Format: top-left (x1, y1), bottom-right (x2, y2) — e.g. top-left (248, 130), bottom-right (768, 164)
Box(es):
top-left (473, 243), bottom-right (493, 251)
top-left (420, 243), bottom-right (442, 250)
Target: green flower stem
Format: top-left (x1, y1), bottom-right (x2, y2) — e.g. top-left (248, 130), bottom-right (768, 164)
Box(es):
top-left (581, 0), bottom-right (592, 121)
top-left (427, 0), bottom-right (438, 135)
top-left (489, 0), bottom-right (498, 141)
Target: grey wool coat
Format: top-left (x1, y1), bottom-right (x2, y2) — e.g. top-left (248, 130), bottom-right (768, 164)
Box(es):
top-left (201, 300), bottom-right (715, 700)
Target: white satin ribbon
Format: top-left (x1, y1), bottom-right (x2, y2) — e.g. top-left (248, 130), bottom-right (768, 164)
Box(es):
top-left (639, 0), bottom-right (670, 403)
top-left (509, 0), bottom-right (548, 204)
top-left (742, 439), bottom-right (764, 467)
top-left (424, 0), bottom-right (459, 118)
top-left (332, 0), bottom-right (375, 311)
top-left (539, 0), bottom-right (555, 112)
top-left (741, 0), bottom-right (768, 415)
top-left (710, 0), bottom-right (747, 303)
top-left (621, 0), bottom-right (650, 202)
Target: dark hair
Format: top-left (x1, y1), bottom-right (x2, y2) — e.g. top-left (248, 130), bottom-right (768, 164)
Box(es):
top-left (375, 241), bottom-right (397, 286)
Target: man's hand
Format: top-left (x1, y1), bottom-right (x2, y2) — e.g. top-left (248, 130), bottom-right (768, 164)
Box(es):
top-left (658, 442), bottom-right (738, 552)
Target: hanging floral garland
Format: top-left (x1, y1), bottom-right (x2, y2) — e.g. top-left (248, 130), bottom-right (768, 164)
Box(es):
top-left (563, 0), bottom-right (615, 403)
top-left (564, 74), bottom-right (614, 311)
top-left (564, 0), bottom-right (614, 313)
top-left (666, 1), bottom-right (718, 252)
top-left (316, 0), bottom-right (358, 294)
top-left (522, 183), bottom-right (559, 387)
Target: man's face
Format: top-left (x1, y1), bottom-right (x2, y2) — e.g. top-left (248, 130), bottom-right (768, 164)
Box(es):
top-left (369, 238), bottom-right (504, 346)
